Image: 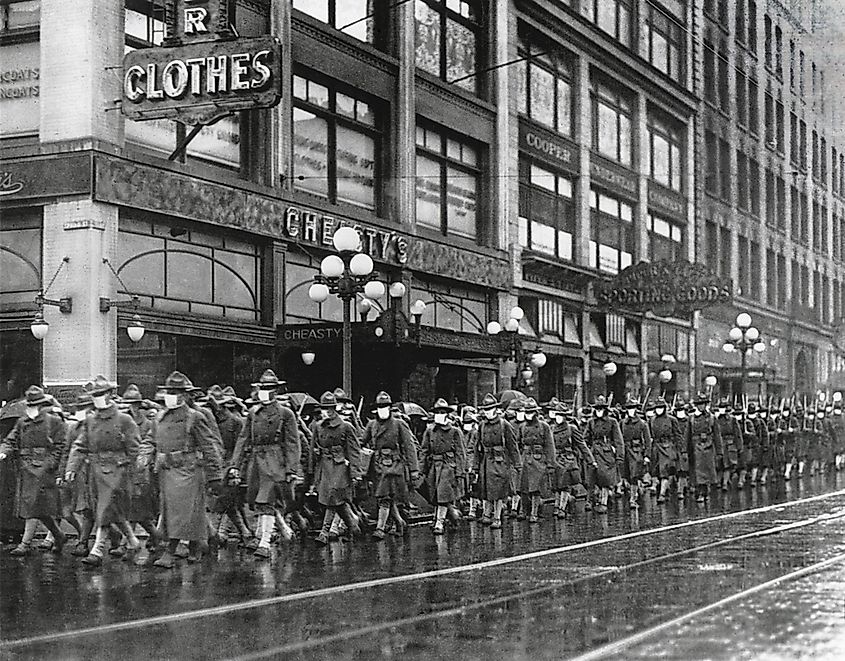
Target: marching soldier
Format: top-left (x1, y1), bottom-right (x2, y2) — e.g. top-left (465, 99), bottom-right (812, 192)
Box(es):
top-left (758, 404), bottom-right (775, 485)
top-left (673, 398), bottom-right (691, 499)
top-left (505, 399), bottom-right (525, 518)
top-left (420, 398), bottom-right (465, 534)
top-left (311, 391), bottom-right (363, 544)
top-left (229, 370), bottom-right (300, 559)
top-left (144, 372), bottom-right (223, 569)
top-left (551, 402), bottom-right (595, 517)
top-left (830, 398), bottom-right (845, 471)
top-left (0, 386), bottom-right (68, 556)
top-left (715, 399), bottom-right (743, 491)
top-left (473, 394), bottom-right (521, 529)
top-left (782, 403), bottom-right (798, 481)
top-left (363, 391), bottom-right (419, 539)
top-left (59, 387), bottom-right (95, 556)
top-left (584, 395), bottom-right (623, 514)
top-left (518, 398), bottom-right (555, 523)
top-left (65, 376), bottom-right (141, 567)
top-left (649, 397), bottom-right (681, 503)
top-left (619, 400), bottom-right (652, 509)
top-left (687, 393), bottom-right (722, 503)
top-left (461, 408), bottom-right (481, 520)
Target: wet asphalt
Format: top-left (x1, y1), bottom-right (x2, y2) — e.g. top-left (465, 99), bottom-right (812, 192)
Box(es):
top-left (2, 472), bottom-right (845, 660)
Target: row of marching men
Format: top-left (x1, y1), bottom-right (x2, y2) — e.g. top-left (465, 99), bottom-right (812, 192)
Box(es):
top-left (3, 374), bottom-right (845, 568)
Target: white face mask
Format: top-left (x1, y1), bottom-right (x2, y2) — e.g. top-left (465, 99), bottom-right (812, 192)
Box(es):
top-left (376, 407), bottom-right (390, 421)
top-left (818, 413), bottom-right (825, 420)
top-left (335, 404), bottom-right (344, 413)
top-left (74, 410), bottom-right (87, 422)
top-left (552, 414), bottom-right (563, 424)
top-left (164, 394), bottom-right (181, 410)
top-left (525, 412), bottom-right (535, 421)
top-left (676, 411), bottom-right (687, 419)
top-left (257, 390), bottom-right (272, 403)
top-left (92, 395), bottom-right (109, 410)
top-left (463, 423), bottom-right (474, 431)
top-left (484, 409), bottom-right (497, 420)
top-left (434, 413), bottom-right (448, 425)
top-left (25, 406), bottom-right (39, 420)
top-left (655, 408), bottom-right (665, 416)
top-left (626, 409), bottom-right (636, 417)
top-left (595, 410), bottom-right (605, 419)
top-left (515, 411), bottom-right (525, 422)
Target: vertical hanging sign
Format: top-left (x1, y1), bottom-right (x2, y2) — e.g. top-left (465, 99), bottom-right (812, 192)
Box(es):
top-left (122, 0), bottom-right (281, 125)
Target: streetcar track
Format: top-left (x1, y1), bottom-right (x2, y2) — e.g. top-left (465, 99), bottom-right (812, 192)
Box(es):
top-left (569, 550), bottom-right (845, 661)
top-left (220, 509), bottom-right (845, 660)
top-left (3, 488), bottom-right (845, 650)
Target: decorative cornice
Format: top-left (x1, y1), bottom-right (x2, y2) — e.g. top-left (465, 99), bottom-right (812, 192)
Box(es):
top-left (415, 72), bottom-right (497, 122)
top-left (292, 15), bottom-right (398, 76)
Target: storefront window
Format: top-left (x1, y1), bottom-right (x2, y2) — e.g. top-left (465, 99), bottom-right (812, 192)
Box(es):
top-left (518, 159), bottom-right (574, 261)
top-left (410, 280), bottom-right (487, 334)
top-left (414, 0), bottom-right (480, 94)
top-left (581, 0), bottom-right (631, 48)
top-left (647, 213), bottom-right (684, 261)
top-left (516, 38), bottom-right (573, 137)
top-left (589, 188), bottom-right (634, 274)
top-left (116, 215), bottom-right (262, 322)
top-left (644, 2), bottom-right (684, 81)
top-left (415, 123), bottom-right (479, 240)
top-left (292, 0), bottom-right (377, 44)
top-left (591, 79), bottom-right (633, 167)
top-left (646, 111), bottom-right (684, 191)
top-left (292, 73), bottom-right (380, 212)
top-left (0, 211), bottom-right (40, 306)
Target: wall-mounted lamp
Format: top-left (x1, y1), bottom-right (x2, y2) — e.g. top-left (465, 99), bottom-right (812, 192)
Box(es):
top-left (301, 351), bottom-right (316, 366)
top-left (101, 258), bottom-right (145, 342)
top-left (30, 257), bottom-right (72, 340)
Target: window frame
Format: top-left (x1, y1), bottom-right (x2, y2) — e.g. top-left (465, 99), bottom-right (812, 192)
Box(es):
top-left (588, 187), bottom-right (635, 275)
top-left (517, 37), bottom-right (574, 137)
top-left (646, 110), bottom-right (685, 192)
top-left (517, 158), bottom-right (576, 262)
top-left (644, 2), bottom-right (684, 82)
top-left (590, 77), bottom-right (634, 167)
top-left (291, 0), bottom-right (385, 46)
top-left (414, 0), bottom-right (483, 94)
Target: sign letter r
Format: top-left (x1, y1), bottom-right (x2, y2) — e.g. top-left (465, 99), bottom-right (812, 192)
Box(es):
top-left (184, 7), bottom-right (208, 34)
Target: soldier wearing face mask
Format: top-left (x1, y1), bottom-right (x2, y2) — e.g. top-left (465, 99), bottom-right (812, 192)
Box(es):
top-left (420, 398), bottom-right (466, 534)
top-left (808, 404), bottom-right (830, 475)
top-left (310, 391), bottom-right (363, 545)
top-left (229, 369), bottom-right (300, 559)
top-left (143, 372), bottom-right (223, 568)
top-left (686, 393), bottom-right (722, 504)
top-left (619, 401), bottom-right (651, 510)
top-left (516, 398), bottom-right (555, 523)
top-left (714, 399), bottom-right (743, 491)
top-left (504, 399), bottom-right (526, 518)
top-left (551, 402), bottom-right (595, 518)
top-left (781, 404), bottom-right (798, 481)
top-left (472, 394), bottom-right (521, 529)
top-left (742, 402), bottom-right (763, 487)
top-left (756, 404), bottom-right (774, 485)
top-left (584, 395), bottom-right (623, 514)
top-left (0, 386), bottom-right (68, 557)
top-left (461, 408), bottom-right (482, 520)
top-left (57, 386), bottom-right (95, 557)
top-left (363, 391), bottom-right (419, 539)
top-left (65, 376), bottom-right (141, 567)
top-left (829, 398), bottom-right (845, 471)
top-left (648, 397), bottom-right (680, 503)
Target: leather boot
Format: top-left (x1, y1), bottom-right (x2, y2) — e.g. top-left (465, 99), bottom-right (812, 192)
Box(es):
top-left (491, 500), bottom-right (504, 529)
top-left (372, 505), bottom-right (390, 540)
top-left (529, 495), bottom-right (540, 523)
top-left (433, 506), bottom-right (447, 534)
top-left (481, 500), bottom-right (493, 525)
top-left (594, 488), bottom-right (608, 514)
top-left (314, 509), bottom-right (334, 545)
top-left (657, 478), bottom-right (670, 503)
top-left (8, 542), bottom-right (31, 557)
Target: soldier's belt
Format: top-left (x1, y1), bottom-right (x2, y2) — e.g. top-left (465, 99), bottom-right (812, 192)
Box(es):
top-left (19, 446), bottom-right (49, 457)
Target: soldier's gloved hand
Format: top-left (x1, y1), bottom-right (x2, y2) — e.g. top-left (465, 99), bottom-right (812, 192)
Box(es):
top-left (207, 479), bottom-right (224, 496)
top-left (64, 471), bottom-right (76, 483)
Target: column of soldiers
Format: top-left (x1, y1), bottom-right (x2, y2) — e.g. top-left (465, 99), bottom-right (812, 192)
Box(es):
top-left (3, 376), bottom-right (845, 564)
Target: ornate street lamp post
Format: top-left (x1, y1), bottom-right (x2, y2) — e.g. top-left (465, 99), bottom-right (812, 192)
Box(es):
top-left (722, 312), bottom-right (766, 397)
top-left (308, 227), bottom-right (385, 396)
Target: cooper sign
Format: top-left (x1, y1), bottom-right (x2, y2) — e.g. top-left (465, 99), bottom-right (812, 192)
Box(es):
top-left (595, 260), bottom-right (732, 317)
top-left (122, 0), bottom-right (281, 125)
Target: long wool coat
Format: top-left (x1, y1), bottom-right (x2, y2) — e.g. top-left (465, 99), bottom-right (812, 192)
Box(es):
top-left (584, 416), bottom-right (623, 488)
top-left (420, 423), bottom-right (465, 504)
top-left (473, 417), bottom-right (521, 501)
top-left (716, 415), bottom-right (743, 469)
top-left (649, 413), bottom-right (680, 478)
top-left (59, 416), bottom-right (92, 516)
top-left (553, 422), bottom-right (593, 489)
top-left (1, 410), bottom-right (66, 519)
top-left (145, 404), bottom-right (222, 541)
top-left (620, 415), bottom-right (652, 482)
top-left (687, 412), bottom-right (723, 486)
top-left (231, 401), bottom-right (300, 507)
top-left (311, 415), bottom-right (362, 507)
top-left (364, 415), bottom-right (419, 502)
top-left (519, 419), bottom-right (555, 495)
top-left (66, 405), bottom-right (140, 527)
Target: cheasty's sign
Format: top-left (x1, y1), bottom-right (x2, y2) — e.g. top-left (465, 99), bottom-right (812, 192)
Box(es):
top-left (595, 260), bottom-right (732, 316)
top-left (122, 0), bottom-right (281, 125)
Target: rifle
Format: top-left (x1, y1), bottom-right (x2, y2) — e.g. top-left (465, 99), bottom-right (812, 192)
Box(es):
top-left (642, 387), bottom-right (652, 414)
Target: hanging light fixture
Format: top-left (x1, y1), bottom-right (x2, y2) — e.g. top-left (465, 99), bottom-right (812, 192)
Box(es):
top-left (301, 351), bottom-right (316, 366)
top-left (29, 257), bottom-right (72, 340)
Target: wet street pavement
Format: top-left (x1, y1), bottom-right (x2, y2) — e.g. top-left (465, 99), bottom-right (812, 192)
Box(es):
top-left (3, 473), bottom-right (845, 660)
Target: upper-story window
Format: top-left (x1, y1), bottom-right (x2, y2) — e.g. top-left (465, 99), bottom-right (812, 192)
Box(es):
top-left (292, 73), bottom-right (382, 211)
top-left (646, 110), bottom-right (684, 191)
top-left (774, 26), bottom-right (783, 77)
top-left (416, 122), bottom-right (480, 240)
top-left (581, 0), bottom-right (631, 48)
top-left (647, 213), bottom-right (684, 262)
top-left (414, 0), bottom-right (481, 94)
top-left (516, 39), bottom-right (573, 137)
top-left (125, 0), bottom-right (165, 46)
top-left (591, 78), bottom-right (633, 167)
top-left (589, 188), bottom-right (634, 275)
top-left (644, 3), bottom-right (684, 82)
top-left (292, 0), bottom-right (379, 43)
top-left (0, 0), bottom-right (39, 31)
top-left (518, 160), bottom-right (575, 261)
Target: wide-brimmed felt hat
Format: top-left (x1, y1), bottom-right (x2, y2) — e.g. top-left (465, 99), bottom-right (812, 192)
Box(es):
top-left (251, 369), bottom-right (284, 389)
top-left (74, 390), bottom-right (94, 408)
top-left (206, 384), bottom-right (226, 402)
top-left (159, 371), bottom-right (192, 391)
top-left (89, 375), bottom-right (117, 397)
top-left (431, 398), bottom-right (451, 412)
top-left (333, 388), bottom-right (352, 403)
top-left (624, 399), bottom-right (641, 409)
top-left (593, 395), bottom-right (609, 409)
top-left (24, 385), bottom-right (50, 406)
top-left (479, 394), bottom-right (499, 410)
top-left (320, 391), bottom-right (338, 408)
top-left (523, 398), bottom-right (540, 413)
top-left (506, 398), bottom-right (525, 412)
top-left (372, 391), bottom-right (392, 410)
top-left (121, 384), bottom-right (143, 402)
top-left (694, 392), bottom-right (710, 404)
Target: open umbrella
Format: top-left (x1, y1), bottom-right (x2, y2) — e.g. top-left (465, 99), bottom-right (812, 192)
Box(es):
top-left (0, 399), bottom-right (26, 421)
top-left (394, 402), bottom-right (428, 418)
top-left (496, 389), bottom-right (526, 406)
top-left (286, 392), bottom-right (319, 413)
